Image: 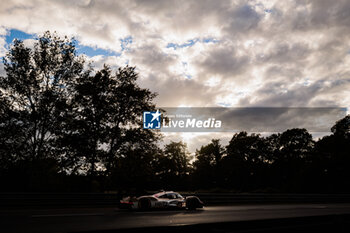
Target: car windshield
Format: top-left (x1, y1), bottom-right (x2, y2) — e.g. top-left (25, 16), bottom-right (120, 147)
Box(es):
top-left (168, 193), bottom-right (177, 199)
top-left (167, 193), bottom-right (182, 199)
top-left (157, 194), bottom-right (167, 198)
top-left (157, 193), bottom-right (182, 199)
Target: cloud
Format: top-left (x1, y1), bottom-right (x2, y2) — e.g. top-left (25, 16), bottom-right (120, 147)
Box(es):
top-left (194, 43), bottom-right (250, 79)
top-left (223, 3), bottom-right (263, 35)
top-left (0, 27), bottom-right (8, 57)
top-left (1, 0), bottom-right (350, 151)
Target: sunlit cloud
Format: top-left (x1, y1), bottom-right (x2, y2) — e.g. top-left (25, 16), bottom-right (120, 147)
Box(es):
top-left (1, 0), bottom-right (349, 151)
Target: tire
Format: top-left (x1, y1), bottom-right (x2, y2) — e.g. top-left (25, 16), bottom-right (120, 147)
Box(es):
top-left (139, 198), bottom-right (151, 210)
top-left (186, 198), bottom-right (197, 210)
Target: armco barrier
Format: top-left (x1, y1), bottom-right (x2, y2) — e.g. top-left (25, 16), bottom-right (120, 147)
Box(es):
top-left (0, 192), bottom-right (119, 208)
top-left (1, 192), bottom-right (350, 208)
top-left (191, 193), bottom-right (350, 205)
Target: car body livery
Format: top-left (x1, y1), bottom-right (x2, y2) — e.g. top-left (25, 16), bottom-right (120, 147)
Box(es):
top-left (119, 191), bottom-right (204, 210)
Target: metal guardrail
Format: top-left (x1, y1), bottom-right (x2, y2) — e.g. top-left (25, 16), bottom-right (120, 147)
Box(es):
top-left (1, 192), bottom-right (350, 208)
top-left (0, 193), bottom-right (119, 208)
top-left (191, 193), bottom-right (350, 204)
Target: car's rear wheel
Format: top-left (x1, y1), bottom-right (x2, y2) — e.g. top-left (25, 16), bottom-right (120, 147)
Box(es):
top-left (186, 198), bottom-right (197, 210)
top-left (138, 198), bottom-right (151, 210)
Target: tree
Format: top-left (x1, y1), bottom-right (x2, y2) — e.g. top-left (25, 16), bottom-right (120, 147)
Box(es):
top-left (0, 32), bottom-right (86, 191)
top-left (0, 32), bottom-right (84, 166)
top-left (278, 128), bottom-right (314, 161)
top-left (0, 31), bottom-right (160, 191)
top-left (193, 139), bottom-right (224, 188)
top-left (271, 128), bottom-right (314, 192)
top-left (0, 95), bottom-right (29, 169)
top-left (222, 132), bottom-right (270, 190)
top-left (111, 141), bottom-right (162, 193)
top-left (156, 141), bottom-right (190, 189)
top-left (312, 115), bottom-right (350, 192)
top-left (226, 132), bottom-right (270, 164)
top-left (331, 115), bottom-right (350, 138)
top-left (62, 65), bottom-right (159, 176)
top-left (103, 66), bottom-right (159, 173)
top-left (195, 139), bottom-right (223, 167)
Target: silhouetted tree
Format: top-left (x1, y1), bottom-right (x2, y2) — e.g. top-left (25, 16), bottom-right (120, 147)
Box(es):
top-left (221, 132), bottom-right (270, 190)
top-left (156, 141), bottom-right (190, 189)
top-left (0, 32), bottom-right (84, 162)
top-left (0, 31), bottom-right (160, 191)
top-left (270, 128), bottom-right (314, 192)
top-left (193, 139), bottom-right (224, 188)
top-left (0, 32), bottom-right (86, 192)
top-left (312, 115), bottom-right (350, 192)
top-left (111, 142), bottom-right (162, 193)
top-left (61, 65), bottom-right (159, 176)
top-left (331, 115), bottom-right (350, 138)
top-left (0, 95), bottom-right (28, 169)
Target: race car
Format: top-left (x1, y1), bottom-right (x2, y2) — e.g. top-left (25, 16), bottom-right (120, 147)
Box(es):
top-left (119, 191), bottom-right (204, 210)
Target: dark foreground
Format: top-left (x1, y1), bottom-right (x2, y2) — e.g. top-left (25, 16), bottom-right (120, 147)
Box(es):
top-left (2, 204), bottom-right (350, 233)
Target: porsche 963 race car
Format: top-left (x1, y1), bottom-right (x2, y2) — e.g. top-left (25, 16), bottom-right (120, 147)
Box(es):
top-left (119, 191), bottom-right (204, 210)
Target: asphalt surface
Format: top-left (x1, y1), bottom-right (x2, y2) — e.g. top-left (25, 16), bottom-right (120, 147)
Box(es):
top-left (2, 204), bottom-right (350, 233)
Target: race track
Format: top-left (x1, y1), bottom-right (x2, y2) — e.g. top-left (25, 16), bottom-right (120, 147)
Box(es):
top-left (2, 204), bottom-right (350, 233)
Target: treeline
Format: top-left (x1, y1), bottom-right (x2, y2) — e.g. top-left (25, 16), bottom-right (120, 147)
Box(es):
top-left (192, 119), bottom-right (350, 193)
top-left (0, 32), bottom-right (160, 192)
top-left (0, 32), bottom-right (349, 193)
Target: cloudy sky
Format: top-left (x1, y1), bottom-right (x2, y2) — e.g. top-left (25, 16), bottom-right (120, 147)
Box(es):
top-left (1, 0), bottom-right (349, 152)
